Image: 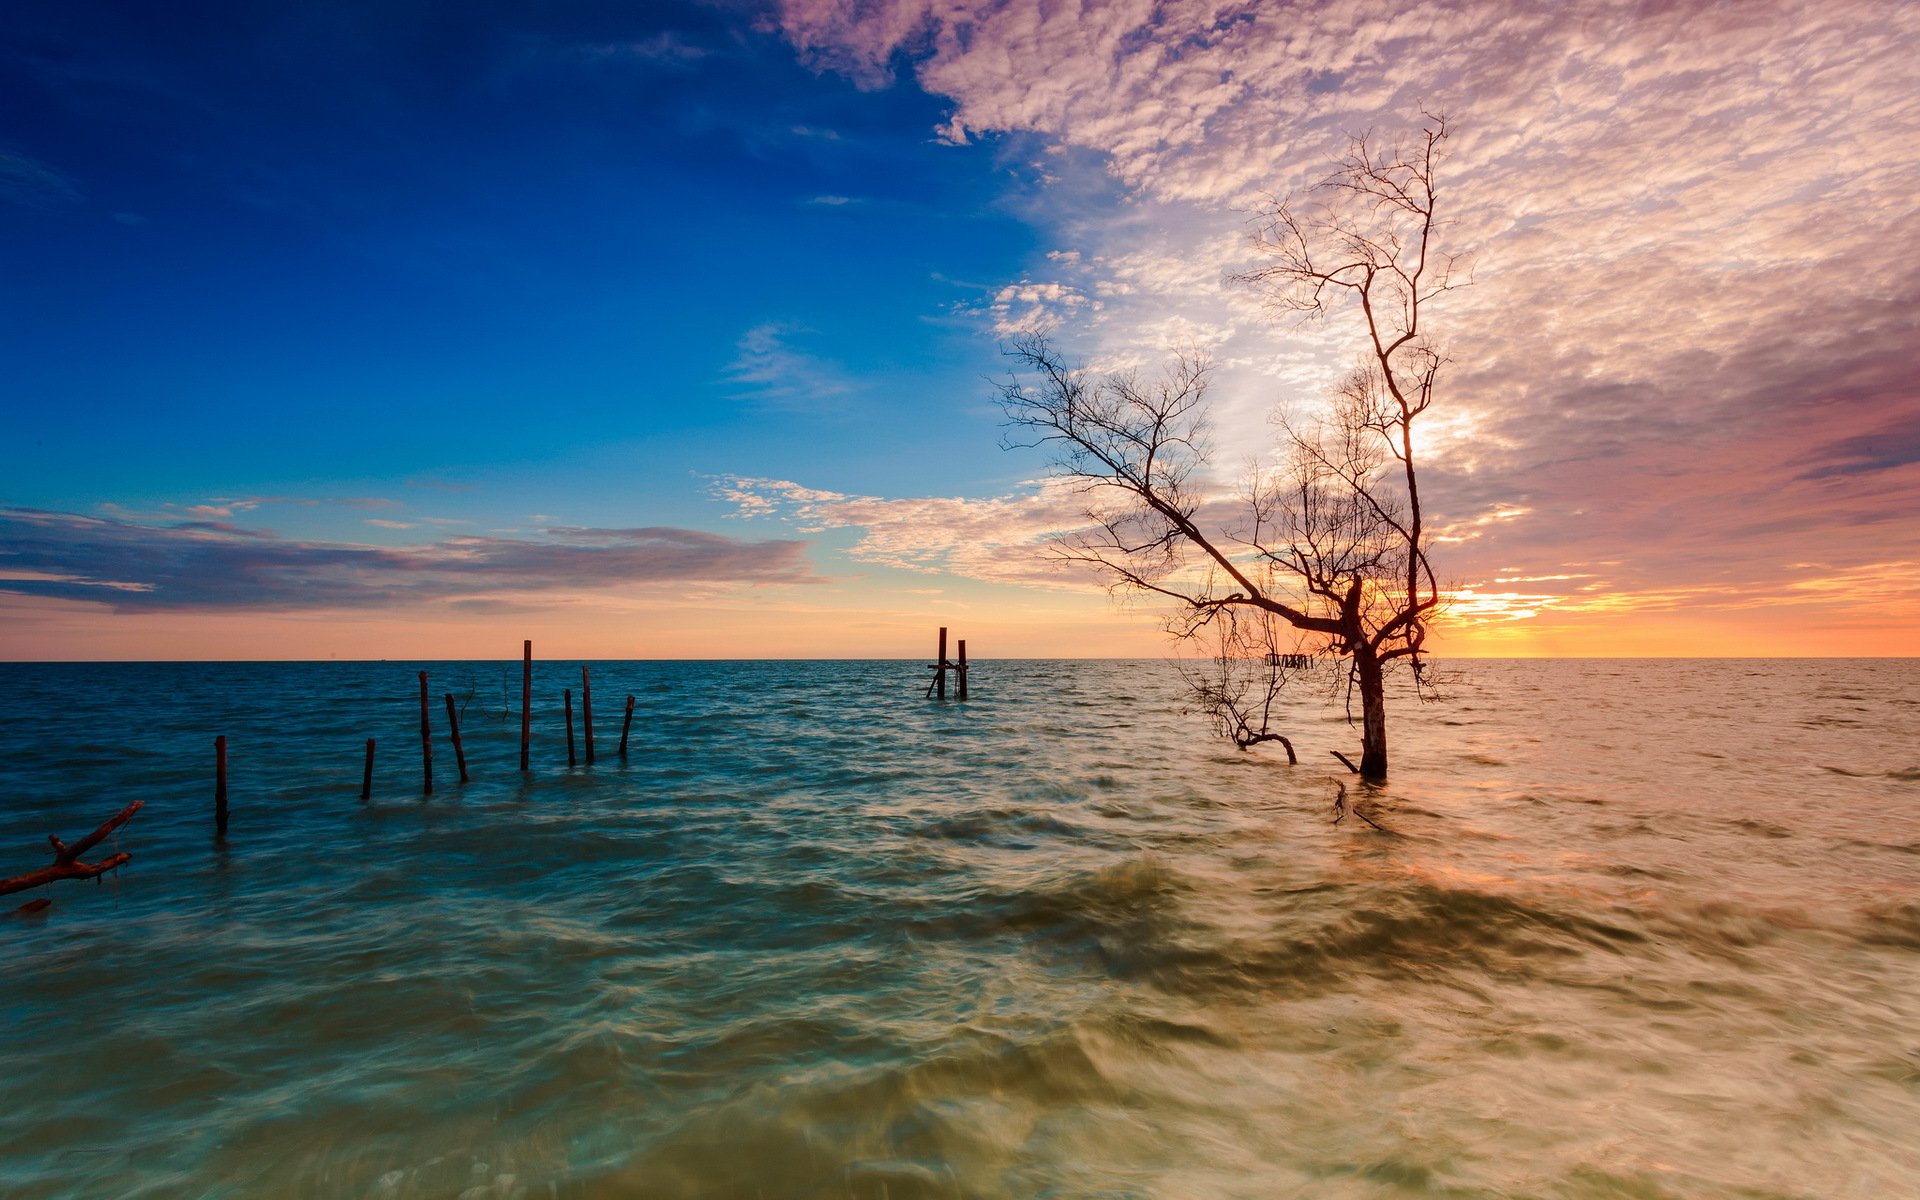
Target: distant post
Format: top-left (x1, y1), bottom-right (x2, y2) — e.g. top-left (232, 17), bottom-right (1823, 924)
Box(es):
top-left (933, 627), bottom-right (949, 699)
top-left (443, 694), bottom-right (470, 784)
top-left (520, 640), bottom-right (532, 772)
top-left (418, 671), bottom-right (434, 796)
top-left (581, 665), bottom-right (595, 766)
top-left (214, 735), bottom-right (228, 838)
top-left (619, 695), bottom-right (635, 759)
top-left (957, 639), bottom-right (969, 701)
top-left (564, 687), bottom-right (577, 768)
top-left (361, 738), bottom-right (375, 802)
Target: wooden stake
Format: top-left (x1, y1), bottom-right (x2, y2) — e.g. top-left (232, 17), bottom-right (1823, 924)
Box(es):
top-left (520, 640), bottom-right (532, 772)
top-left (419, 671), bottom-right (434, 796)
top-left (619, 695), bottom-right (635, 759)
top-left (564, 687), bottom-right (577, 768)
top-left (934, 626), bottom-right (948, 699)
top-left (214, 735), bottom-right (228, 838)
top-left (443, 694), bottom-right (470, 784)
top-left (361, 738), bottom-right (375, 802)
top-left (957, 639), bottom-right (969, 701)
top-left (581, 665), bottom-right (595, 766)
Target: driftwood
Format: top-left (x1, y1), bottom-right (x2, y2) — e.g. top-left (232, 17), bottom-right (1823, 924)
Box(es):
top-left (1329, 750), bottom-right (1361, 774)
top-left (2, 799), bottom-right (142, 899)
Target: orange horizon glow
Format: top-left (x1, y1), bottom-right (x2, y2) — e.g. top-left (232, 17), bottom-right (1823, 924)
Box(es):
top-left (4, 586), bottom-right (1915, 661)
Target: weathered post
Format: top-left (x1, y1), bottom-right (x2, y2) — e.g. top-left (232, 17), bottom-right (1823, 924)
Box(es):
top-left (934, 626), bottom-right (948, 699)
top-left (581, 665), bottom-right (595, 766)
top-left (214, 735), bottom-right (229, 838)
top-left (520, 640), bottom-right (533, 772)
top-left (443, 694), bottom-right (470, 784)
top-left (361, 738), bottom-right (375, 802)
top-left (564, 687), bottom-right (577, 768)
top-left (957, 639), bottom-right (969, 701)
top-left (619, 695), bottom-right (635, 759)
top-left (418, 671), bottom-right (434, 796)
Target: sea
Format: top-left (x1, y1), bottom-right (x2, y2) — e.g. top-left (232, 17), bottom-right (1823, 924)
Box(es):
top-left (1, 658), bottom-right (1916, 1199)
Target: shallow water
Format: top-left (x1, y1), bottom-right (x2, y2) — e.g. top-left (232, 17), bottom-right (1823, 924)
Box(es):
top-left (1, 658), bottom-right (1916, 1199)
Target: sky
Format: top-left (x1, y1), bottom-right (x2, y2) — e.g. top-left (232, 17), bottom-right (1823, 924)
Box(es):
top-left (2, 0), bottom-right (1916, 660)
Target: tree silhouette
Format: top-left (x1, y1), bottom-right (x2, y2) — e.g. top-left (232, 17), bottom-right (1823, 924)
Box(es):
top-left (1001, 115), bottom-right (1455, 779)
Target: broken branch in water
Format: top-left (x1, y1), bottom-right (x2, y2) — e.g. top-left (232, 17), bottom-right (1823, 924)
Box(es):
top-left (1330, 750), bottom-right (1360, 774)
top-left (1, 799), bottom-right (143, 899)
top-left (1330, 781), bottom-right (1386, 832)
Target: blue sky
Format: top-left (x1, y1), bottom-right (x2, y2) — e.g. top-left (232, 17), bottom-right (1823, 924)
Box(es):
top-left (3, 0), bottom-right (1038, 531)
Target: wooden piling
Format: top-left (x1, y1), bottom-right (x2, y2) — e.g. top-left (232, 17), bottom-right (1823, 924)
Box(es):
top-left (443, 694), bottom-right (470, 784)
top-left (957, 639), bottom-right (969, 700)
top-left (419, 671), bottom-right (434, 796)
top-left (619, 695), bottom-right (635, 759)
top-left (214, 735), bottom-right (228, 838)
top-left (564, 687), bottom-right (577, 768)
top-left (361, 738), bottom-right (375, 801)
top-left (934, 626), bottom-right (949, 699)
top-left (520, 640), bottom-right (532, 772)
top-left (581, 665), bottom-right (595, 766)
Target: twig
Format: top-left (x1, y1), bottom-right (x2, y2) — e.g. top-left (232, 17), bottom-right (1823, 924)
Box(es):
top-left (1, 800), bottom-right (143, 898)
top-left (1329, 750), bottom-right (1360, 774)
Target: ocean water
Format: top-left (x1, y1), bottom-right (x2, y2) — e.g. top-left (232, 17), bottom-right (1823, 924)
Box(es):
top-left (1, 658), bottom-right (1916, 1199)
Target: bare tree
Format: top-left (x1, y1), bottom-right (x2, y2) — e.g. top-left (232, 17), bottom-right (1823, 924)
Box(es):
top-left (1000, 116), bottom-right (1453, 779)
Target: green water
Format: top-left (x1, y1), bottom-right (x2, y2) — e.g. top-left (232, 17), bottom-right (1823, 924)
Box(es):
top-left (2, 658), bottom-right (1917, 1198)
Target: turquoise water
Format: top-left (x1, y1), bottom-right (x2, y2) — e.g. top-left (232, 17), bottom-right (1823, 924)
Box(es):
top-left (2, 658), bottom-right (1917, 1198)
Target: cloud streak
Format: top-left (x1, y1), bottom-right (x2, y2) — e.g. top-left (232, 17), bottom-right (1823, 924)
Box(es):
top-left (0, 508), bottom-right (817, 612)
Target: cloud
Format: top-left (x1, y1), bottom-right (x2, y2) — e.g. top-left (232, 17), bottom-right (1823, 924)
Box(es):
top-left (725, 322), bottom-right (855, 410)
top-left (774, 0), bottom-right (1920, 624)
top-left (0, 149), bottom-right (83, 209)
top-left (579, 32), bottom-right (713, 68)
top-left (0, 507), bottom-right (818, 612)
top-left (717, 476), bottom-right (1092, 586)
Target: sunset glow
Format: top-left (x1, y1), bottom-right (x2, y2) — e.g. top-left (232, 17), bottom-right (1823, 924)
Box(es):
top-left (4, 0), bottom-right (1916, 659)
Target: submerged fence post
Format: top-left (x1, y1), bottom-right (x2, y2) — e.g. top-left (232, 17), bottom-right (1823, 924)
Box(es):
top-left (564, 687), bottom-right (577, 768)
top-left (619, 695), bottom-right (635, 759)
top-left (957, 639), bottom-right (969, 701)
top-left (520, 640), bottom-right (533, 772)
top-left (361, 738), bottom-right (375, 802)
top-left (443, 693), bottom-right (470, 784)
top-left (418, 671), bottom-right (434, 797)
top-left (581, 665), bottom-right (595, 766)
top-left (214, 735), bottom-right (228, 838)
top-left (933, 626), bottom-right (948, 699)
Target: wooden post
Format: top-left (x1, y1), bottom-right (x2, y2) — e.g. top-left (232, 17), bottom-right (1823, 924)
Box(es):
top-left (564, 687), bottom-right (577, 768)
top-left (935, 626), bottom-right (948, 699)
top-left (419, 671), bottom-right (434, 796)
top-left (361, 738), bottom-right (375, 802)
top-left (619, 695), bottom-right (635, 759)
top-left (443, 694), bottom-right (470, 784)
top-left (520, 640), bottom-right (532, 772)
top-left (957, 639), bottom-right (969, 701)
top-left (581, 665), bottom-right (595, 766)
top-left (214, 735), bottom-right (228, 838)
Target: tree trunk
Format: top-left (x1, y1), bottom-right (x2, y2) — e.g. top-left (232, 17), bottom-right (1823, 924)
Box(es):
top-left (1355, 649), bottom-right (1388, 780)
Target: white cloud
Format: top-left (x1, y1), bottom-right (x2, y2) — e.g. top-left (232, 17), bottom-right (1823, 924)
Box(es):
top-left (725, 322), bottom-right (855, 410)
top-left (776, 0), bottom-right (1920, 608)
